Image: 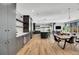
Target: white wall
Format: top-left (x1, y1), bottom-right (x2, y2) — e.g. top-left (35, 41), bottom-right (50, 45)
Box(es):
top-left (16, 12), bottom-right (23, 33)
top-left (16, 11), bottom-right (23, 21)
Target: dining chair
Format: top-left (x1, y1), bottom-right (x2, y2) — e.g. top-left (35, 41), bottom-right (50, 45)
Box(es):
top-left (66, 36), bottom-right (74, 50)
top-left (66, 36), bottom-right (74, 43)
top-left (71, 37), bottom-right (79, 50)
top-left (54, 35), bottom-right (61, 42)
top-left (74, 38), bottom-right (79, 48)
top-left (53, 35), bottom-right (62, 48)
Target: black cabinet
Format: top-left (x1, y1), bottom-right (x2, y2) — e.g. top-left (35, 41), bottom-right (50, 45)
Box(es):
top-left (23, 15), bottom-right (29, 32)
top-left (41, 32), bottom-right (49, 38)
top-left (23, 15), bottom-right (32, 39)
top-left (33, 23), bottom-right (35, 32)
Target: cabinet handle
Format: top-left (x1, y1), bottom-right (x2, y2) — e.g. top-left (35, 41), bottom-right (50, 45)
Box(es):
top-left (5, 42), bottom-right (7, 44)
top-left (4, 30), bottom-right (7, 32)
top-left (4, 30), bottom-right (10, 32)
top-left (8, 30), bottom-right (10, 31)
top-left (4, 40), bottom-right (9, 44)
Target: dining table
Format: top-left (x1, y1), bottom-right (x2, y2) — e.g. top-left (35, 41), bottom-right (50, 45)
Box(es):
top-left (54, 34), bottom-right (77, 49)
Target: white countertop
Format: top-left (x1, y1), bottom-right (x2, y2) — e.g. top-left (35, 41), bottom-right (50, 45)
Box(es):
top-left (16, 32), bottom-right (29, 37)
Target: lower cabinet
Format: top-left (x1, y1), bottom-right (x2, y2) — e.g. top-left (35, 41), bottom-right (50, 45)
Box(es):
top-left (0, 40), bottom-right (8, 55)
top-left (16, 33), bottom-right (30, 53)
top-left (16, 36), bottom-right (24, 52)
top-left (41, 32), bottom-right (49, 38)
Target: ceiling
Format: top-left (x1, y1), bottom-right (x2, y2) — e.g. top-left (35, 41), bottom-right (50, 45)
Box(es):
top-left (16, 3), bottom-right (79, 23)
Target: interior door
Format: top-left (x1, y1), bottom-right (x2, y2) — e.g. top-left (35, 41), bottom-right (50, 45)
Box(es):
top-left (0, 4), bottom-right (8, 55)
top-left (7, 4), bottom-right (17, 55)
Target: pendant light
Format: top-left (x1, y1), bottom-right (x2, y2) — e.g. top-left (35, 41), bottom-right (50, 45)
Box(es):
top-left (68, 8), bottom-right (71, 19)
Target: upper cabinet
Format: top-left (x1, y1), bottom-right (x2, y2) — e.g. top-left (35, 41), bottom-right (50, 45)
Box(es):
top-left (23, 15), bottom-right (32, 32)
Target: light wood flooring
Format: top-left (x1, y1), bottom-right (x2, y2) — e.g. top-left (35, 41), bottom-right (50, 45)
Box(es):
top-left (17, 34), bottom-right (79, 55)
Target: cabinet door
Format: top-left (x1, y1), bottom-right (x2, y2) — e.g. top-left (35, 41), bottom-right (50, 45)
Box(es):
top-left (0, 4), bottom-right (8, 55)
top-left (0, 4), bottom-right (2, 44)
top-left (7, 4), bottom-right (17, 55)
top-left (23, 15), bottom-right (29, 32)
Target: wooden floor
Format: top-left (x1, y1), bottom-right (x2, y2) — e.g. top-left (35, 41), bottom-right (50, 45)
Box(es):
top-left (17, 34), bottom-right (79, 55)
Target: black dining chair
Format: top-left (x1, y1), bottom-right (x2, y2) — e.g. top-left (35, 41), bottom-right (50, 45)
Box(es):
top-left (75, 41), bottom-right (79, 46)
top-left (53, 35), bottom-right (62, 47)
top-left (74, 38), bottom-right (79, 48)
top-left (66, 36), bottom-right (74, 43)
top-left (66, 36), bottom-right (74, 49)
top-left (54, 35), bottom-right (61, 43)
